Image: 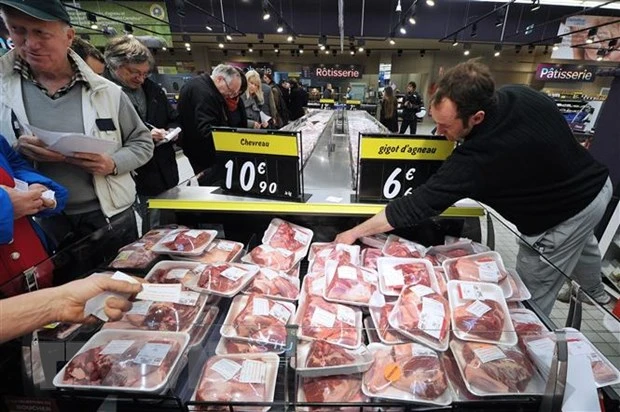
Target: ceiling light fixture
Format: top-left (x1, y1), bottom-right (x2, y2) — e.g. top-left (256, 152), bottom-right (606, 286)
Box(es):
top-left (531, 0), bottom-right (540, 12)
top-left (515, 44), bottom-right (522, 53)
top-left (452, 37), bottom-right (459, 46)
top-left (299, 45), bottom-right (304, 54)
top-left (494, 44), bottom-right (502, 57)
top-left (248, 43), bottom-right (254, 52)
top-left (399, 24), bottom-right (407, 35)
top-left (287, 35), bottom-right (294, 42)
top-left (596, 48), bottom-right (606, 61)
top-left (366, 49), bottom-right (371, 56)
top-left (277, 20), bottom-right (284, 33)
top-left (226, 34), bottom-right (233, 41)
top-left (420, 49), bottom-right (426, 57)
top-left (608, 38), bottom-right (618, 49)
top-left (395, 0), bottom-right (402, 12)
top-left (471, 23), bottom-right (477, 37)
top-left (262, 0), bottom-right (270, 20)
top-left (216, 35), bottom-right (224, 48)
top-left (205, 25), bottom-right (213, 31)
top-left (389, 38), bottom-right (396, 45)
top-left (426, 0), bottom-right (435, 6)
top-left (528, 44), bottom-right (535, 53)
top-left (408, 15), bottom-right (416, 25)
top-left (586, 27), bottom-right (598, 44)
top-left (273, 43), bottom-right (279, 53)
top-left (124, 23), bottom-right (133, 36)
top-left (543, 45), bottom-right (549, 54)
top-left (162, 45), bottom-right (167, 51)
top-left (397, 49), bottom-right (403, 57)
top-left (463, 43), bottom-right (471, 56)
top-left (87, 12), bottom-right (98, 30)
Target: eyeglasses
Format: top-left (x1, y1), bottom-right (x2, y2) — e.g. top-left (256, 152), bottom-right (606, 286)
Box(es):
top-left (220, 77), bottom-right (241, 98)
top-left (125, 66), bottom-right (151, 79)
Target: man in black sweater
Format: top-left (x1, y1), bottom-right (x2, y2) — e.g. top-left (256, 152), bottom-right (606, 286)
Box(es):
top-left (399, 81), bottom-right (423, 134)
top-left (336, 60), bottom-right (611, 314)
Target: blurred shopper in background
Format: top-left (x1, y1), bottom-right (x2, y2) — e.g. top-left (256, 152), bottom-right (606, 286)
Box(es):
top-left (242, 70), bottom-right (270, 129)
top-left (399, 81), bottom-right (423, 134)
top-left (71, 37), bottom-right (104, 75)
top-left (380, 86), bottom-right (398, 132)
top-left (288, 79), bottom-right (308, 121)
top-left (263, 72), bottom-right (288, 127)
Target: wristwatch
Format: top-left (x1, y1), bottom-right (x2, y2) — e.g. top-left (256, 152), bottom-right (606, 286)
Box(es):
top-left (112, 164), bottom-right (118, 176)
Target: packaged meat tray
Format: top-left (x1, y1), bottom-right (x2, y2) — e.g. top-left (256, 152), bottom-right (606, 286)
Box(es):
top-left (382, 235), bottom-right (426, 259)
top-left (37, 322), bottom-right (82, 341)
top-left (450, 339), bottom-right (545, 396)
top-left (172, 239), bottom-right (244, 264)
top-left (191, 353), bottom-right (280, 412)
top-left (183, 262), bottom-right (259, 297)
top-left (508, 308), bottom-right (547, 349)
top-left (291, 340), bottom-right (374, 377)
top-left (360, 233), bottom-right (388, 249)
top-left (262, 218), bottom-right (313, 262)
top-left (141, 226), bottom-right (187, 249)
top-left (524, 327), bottom-right (620, 388)
top-left (215, 337), bottom-right (286, 355)
top-left (295, 295), bottom-right (363, 349)
top-left (434, 266), bottom-right (448, 299)
top-left (442, 251), bottom-right (509, 284)
top-left (323, 262), bottom-right (378, 307)
top-left (376, 257), bottom-right (438, 297)
top-left (301, 273), bottom-right (325, 297)
top-left (424, 240), bottom-right (476, 266)
top-left (368, 302), bottom-right (408, 345)
top-left (297, 374), bottom-right (369, 411)
top-left (447, 280), bottom-right (517, 346)
top-left (151, 229), bottom-right (217, 256)
top-left (387, 284), bottom-right (451, 351)
top-left (109, 242), bottom-right (158, 270)
top-left (440, 351), bottom-right (480, 401)
top-left (505, 269), bottom-right (532, 302)
top-left (308, 243), bottom-right (360, 275)
top-left (53, 329), bottom-right (189, 393)
top-left (362, 342), bottom-right (452, 406)
top-left (220, 295), bottom-right (295, 347)
top-left (361, 248), bottom-right (382, 271)
top-left (188, 306), bottom-right (219, 348)
top-left (243, 244), bottom-right (297, 271)
top-left (102, 294), bottom-right (207, 333)
top-left (243, 267), bottom-right (300, 301)
top-left (145, 261), bottom-right (206, 284)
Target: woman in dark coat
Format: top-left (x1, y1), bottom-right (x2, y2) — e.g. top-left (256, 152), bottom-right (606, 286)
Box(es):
top-left (380, 86), bottom-right (398, 132)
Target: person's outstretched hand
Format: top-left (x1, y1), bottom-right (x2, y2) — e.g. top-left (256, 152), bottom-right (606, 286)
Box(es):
top-left (334, 229), bottom-right (358, 245)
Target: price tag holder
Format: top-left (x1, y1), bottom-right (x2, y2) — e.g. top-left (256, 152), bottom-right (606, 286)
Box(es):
top-left (356, 134), bottom-right (454, 202)
top-left (213, 128), bottom-right (305, 201)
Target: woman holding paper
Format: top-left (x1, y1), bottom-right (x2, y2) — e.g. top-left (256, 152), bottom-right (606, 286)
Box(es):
top-left (242, 70), bottom-right (271, 129)
top-left (0, 135), bottom-right (67, 296)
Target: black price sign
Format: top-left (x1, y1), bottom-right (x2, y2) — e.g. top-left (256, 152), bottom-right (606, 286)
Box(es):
top-left (356, 134), bottom-right (454, 202)
top-left (213, 129), bottom-right (303, 200)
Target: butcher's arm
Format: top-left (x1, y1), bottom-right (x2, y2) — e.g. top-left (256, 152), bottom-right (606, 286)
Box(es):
top-left (335, 209), bottom-right (394, 244)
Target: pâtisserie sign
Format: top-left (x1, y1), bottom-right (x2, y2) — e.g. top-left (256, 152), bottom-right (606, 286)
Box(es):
top-left (535, 64), bottom-right (597, 82)
top-left (308, 64), bottom-right (363, 79)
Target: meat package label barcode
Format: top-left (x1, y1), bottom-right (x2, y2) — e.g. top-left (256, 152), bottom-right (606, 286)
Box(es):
top-left (127, 301), bottom-right (153, 316)
top-left (211, 358), bottom-right (242, 381)
top-left (184, 230), bottom-right (204, 238)
top-left (216, 241), bottom-right (236, 252)
top-left (337, 305), bottom-right (357, 326)
top-left (477, 261), bottom-right (500, 282)
top-left (166, 268), bottom-right (189, 279)
top-left (239, 360), bottom-right (266, 384)
top-left (421, 297), bottom-right (445, 317)
top-left (311, 307), bottom-right (336, 327)
top-left (101, 340), bottom-right (135, 355)
top-left (473, 346), bottom-right (506, 363)
top-left (261, 268), bottom-right (279, 281)
top-left (466, 300), bottom-right (492, 318)
top-left (221, 266), bottom-right (246, 281)
top-left (568, 340), bottom-right (595, 357)
top-left (318, 248), bottom-right (332, 258)
top-left (384, 269), bottom-right (405, 287)
top-left (337, 266), bottom-right (358, 280)
top-left (293, 229), bottom-right (310, 244)
top-left (459, 284), bottom-right (486, 300)
top-left (134, 343), bottom-right (172, 366)
top-left (418, 308), bottom-right (445, 341)
top-left (412, 285), bottom-right (435, 298)
top-left (115, 250), bottom-right (134, 261)
top-left (270, 303), bottom-right (291, 324)
top-left (177, 291), bottom-right (200, 306)
top-left (253, 297), bottom-right (271, 316)
top-left (411, 344), bottom-right (438, 358)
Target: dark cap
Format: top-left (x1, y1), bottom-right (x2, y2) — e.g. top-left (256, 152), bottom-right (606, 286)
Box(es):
top-left (0, 0), bottom-right (71, 24)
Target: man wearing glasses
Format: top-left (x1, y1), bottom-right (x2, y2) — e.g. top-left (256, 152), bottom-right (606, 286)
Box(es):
top-left (178, 64), bottom-right (245, 185)
top-left (103, 35), bottom-right (180, 231)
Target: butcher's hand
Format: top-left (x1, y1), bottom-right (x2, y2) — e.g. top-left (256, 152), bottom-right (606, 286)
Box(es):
top-left (66, 152), bottom-right (116, 175)
top-left (334, 229), bottom-right (358, 245)
top-left (151, 128), bottom-right (167, 142)
top-left (52, 276), bottom-right (143, 324)
top-left (16, 136), bottom-right (65, 163)
top-left (0, 185), bottom-right (45, 219)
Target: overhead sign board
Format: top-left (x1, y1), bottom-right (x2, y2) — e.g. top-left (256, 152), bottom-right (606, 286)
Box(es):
top-left (535, 64), bottom-right (597, 82)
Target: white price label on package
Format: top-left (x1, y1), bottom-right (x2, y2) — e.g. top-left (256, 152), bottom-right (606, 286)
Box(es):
top-left (278, 248), bottom-right (294, 257)
top-left (101, 340), bottom-right (135, 355)
top-left (459, 283), bottom-right (486, 300)
top-left (474, 346), bottom-right (507, 363)
top-left (568, 340), bottom-right (594, 357)
top-left (310, 307), bottom-right (336, 327)
top-left (270, 303), bottom-right (291, 324)
top-left (318, 248), bottom-right (332, 258)
top-left (293, 229), bottom-right (310, 244)
top-left (412, 284), bottom-right (435, 297)
top-left (184, 230), bottom-right (203, 238)
top-left (134, 343), bottom-right (172, 366)
top-left (239, 360), bottom-right (266, 384)
top-left (166, 268), bottom-right (190, 280)
top-left (136, 283), bottom-right (182, 303)
top-left (466, 300), bottom-right (492, 318)
top-left (221, 266), bottom-right (246, 281)
top-left (384, 269), bottom-right (405, 287)
top-left (211, 358), bottom-right (242, 381)
top-left (337, 266), bottom-right (358, 280)
top-left (478, 261), bottom-right (500, 282)
top-left (261, 268), bottom-right (279, 281)
top-left (177, 291), bottom-right (200, 306)
top-left (310, 278), bottom-right (324, 296)
top-left (422, 297), bottom-right (445, 317)
top-left (411, 344), bottom-right (438, 358)
top-left (362, 270), bottom-right (377, 283)
top-left (337, 305), bottom-right (357, 326)
top-left (127, 300), bottom-right (153, 316)
top-left (418, 313), bottom-right (444, 340)
top-left (527, 337), bottom-right (556, 361)
top-left (217, 241), bottom-right (235, 252)
top-left (253, 297), bottom-right (270, 316)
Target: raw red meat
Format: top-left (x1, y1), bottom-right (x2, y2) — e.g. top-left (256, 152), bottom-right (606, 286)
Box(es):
top-left (382, 262), bottom-right (433, 295)
top-left (434, 267), bottom-right (448, 298)
top-left (249, 245), bottom-right (295, 271)
top-left (233, 295), bottom-right (291, 346)
top-left (299, 297), bottom-right (359, 347)
top-left (310, 244), bottom-right (356, 274)
top-left (325, 264), bottom-right (376, 304)
top-left (141, 227), bottom-right (183, 249)
top-left (194, 240), bottom-right (242, 264)
top-left (162, 229), bottom-right (213, 253)
top-left (509, 310), bottom-right (546, 350)
top-left (110, 247), bottom-right (157, 269)
top-left (105, 301), bottom-right (202, 332)
top-left (375, 303), bottom-right (406, 344)
top-left (305, 340), bottom-right (356, 368)
top-left (196, 356), bottom-right (266, 404)
top-left (63, 338), bottom-right (181, 388)
top-left (363, 347), bottom-right (393, 392)
top-left (148, 266), bottom-right (197, 284)
top-left (460, 342), bottom-right (534, 393)
top-left (268, 221), bottom-right (310, 252)
top-left (391, 286), bottom-right (450, 344)
top-left (451, 256), bottom-right (507, 282)
top-left (224, 339), bottom-right (280, 354)
top-left (453, 299), bottom-right (505, 342)
top-left (441, 352), bottom-right (479, 400)
top-left (197, 263), bottom-right (248, 293)
top-left (245, 268), bottom-right (299, 300)
top-left (302, 374), bottom-right (367, 405)
top-left (361, 248), bottom-right (382, 270)
top-left (383, 238), bottom-right (424, 258)
top-left (303, 274), bottom-right (325, 297)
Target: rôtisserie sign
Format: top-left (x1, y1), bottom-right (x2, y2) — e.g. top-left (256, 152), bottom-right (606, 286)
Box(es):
top-left (309, 64), bottom-right (363, 79)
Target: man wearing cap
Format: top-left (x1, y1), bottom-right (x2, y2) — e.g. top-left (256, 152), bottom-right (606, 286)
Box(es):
top-left (0, 1), bottom-right (153, 271)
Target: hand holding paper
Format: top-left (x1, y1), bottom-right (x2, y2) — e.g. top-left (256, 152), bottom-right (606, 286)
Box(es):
top-left (66, 152), bottom-right (116, 175)
top-left (16, 135), bottom-right (66, 163)
top-left (82, 272), bottom-right (143, 322)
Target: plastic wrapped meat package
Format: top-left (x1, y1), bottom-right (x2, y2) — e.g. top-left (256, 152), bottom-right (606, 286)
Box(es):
top-left (192, 354), bottom-right (279, 412)
top-left (151, 229), bottom-right (217, 256)
top-left (434, 266), bottom-right (448, 299)
top-left (145, 261), bottom-right (205, 285)
top-left (361, 248), bottom-right (382, 270)
top-left (387, 284), bottom-right (451, 351)
top-left (178, 239), bottom-right (244, 264)
top-left (54, 330), bottom-right (188, 393)
top-left (302, 273), bottom-right (326, 297)
top-left (359, 233), bottom-right (388, 249)
top-left (440, 351), bottom-right (480, 401)
top-left (308, 243), bottom-right (360, 274)
top-left (244, 267), bottom-right (300, 301)
top-left (505, 269), bottom-right (532, 302)
top-left (298, 374), bottom-right (370, 411)
top-left (524, 328), bottom-right (620, 388)
top-left (376, 257), bottom-right (438, 297)
top-left (292, 340), bottom-right (374, 377)
top-left (188, 306), bottom-right (219, 348)
top-left (295, 295), bottom-right (362, 349)
top-left (368, 302), bottom-right (408, 345)
top-left (220, 295), bottom-right (295, 347)
top-left (262, 218), bottom-right (313, 262)
top-left (215, 338), bottom-right (285, 356)
top-left (508, 308), bottom-right (547, 349)
top-left (362, 342), bottom-right (452, 406)
top-left (244, 244), bottom-right (297, 272)
top-left (424, 240), bottom-right (477, 266)
top-left (109, 242), bottom-right (158, 270)
top-left (447, 280), bottom-right (517, 346)
top-left (382, 235), bottom-right (426, 259)
top-left (141, 226), bottom-right (187, 249)
top-left (449, 339), bottom-right (545, 396)
top-left (183, 262), bottom-right (259, 297)
top-left (443, 252), bottom-right (513, 299)
top-left (323, 262), bottom-right (379, 306)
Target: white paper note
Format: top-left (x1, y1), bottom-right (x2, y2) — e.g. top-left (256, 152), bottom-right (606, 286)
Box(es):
top-left (136, 283), bottom-right (182, 303)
